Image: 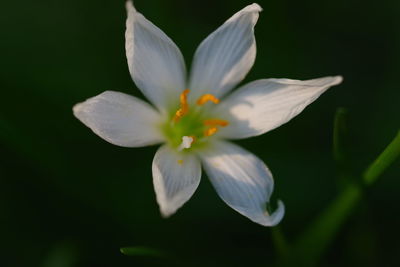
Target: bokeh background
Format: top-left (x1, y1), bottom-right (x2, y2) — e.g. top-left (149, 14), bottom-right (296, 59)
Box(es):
top-left (1, 0), bottom-right (399, 266)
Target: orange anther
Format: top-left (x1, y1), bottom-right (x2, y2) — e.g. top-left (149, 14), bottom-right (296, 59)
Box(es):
top-left (173, 89), bottom-right (190, 122)
top-left (204, 127), bottom-right (218, 137)
top-left (203, 119), bottom-right (229, 127)
top-left (196, 94), bottom-right (220, 105)
top-left (180, 89), bottom-right (190, 103)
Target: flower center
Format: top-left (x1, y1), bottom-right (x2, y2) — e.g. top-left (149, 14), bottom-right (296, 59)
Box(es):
top-left (162, 89), bottom-right (229, 151)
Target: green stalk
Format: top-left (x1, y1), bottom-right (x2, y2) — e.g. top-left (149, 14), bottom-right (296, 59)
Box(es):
top-left (271, 226), bottom-right (289, 261)
top-left (289, 183), bottom-right (362, 267)
top-left (333, 107), bottom-right (348, 165)
top-left (363, 131), bottom-right (400, 185)
top-left (282, 112), bottom-right (400, 267)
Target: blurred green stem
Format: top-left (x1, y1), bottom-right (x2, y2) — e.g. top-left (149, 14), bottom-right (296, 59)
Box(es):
top-left (271, 226), bottom-right (289, 261)
top-left (332, 108), bottom-right (353, 187)
top-left (363, 131), bottom-right (400, 185)
top-left (277, 109), bottom-right (400, 267)
top-left (289, 183), bottom-right (362, 267)
top-left (333, 107), bottom-right (348, 165)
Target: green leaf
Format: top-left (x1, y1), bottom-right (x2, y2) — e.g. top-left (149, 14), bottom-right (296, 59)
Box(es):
top-left (120, 246), bottom-right (168, 258)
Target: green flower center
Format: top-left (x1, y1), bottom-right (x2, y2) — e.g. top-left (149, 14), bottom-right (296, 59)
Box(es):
top-left (160, 89), bottom-right (229, 151)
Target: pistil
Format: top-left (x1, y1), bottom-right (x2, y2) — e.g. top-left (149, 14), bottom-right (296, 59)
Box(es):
top-left (178, 136), bottom-right (195, 151)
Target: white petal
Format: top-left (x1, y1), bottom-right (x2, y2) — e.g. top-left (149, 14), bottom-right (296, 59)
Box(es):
top-left (152, 145), bottom-right (201, 217)
top-left (73, 91), bottom-right (164, 147)
top-left (188, 4), bottom-right (261, 99)
top-left (216, 76), bottom-right (343, 139)
top-left (199, 141), bottom-right (284, 226)
top-left (125, 1), bottom-right (186, 110)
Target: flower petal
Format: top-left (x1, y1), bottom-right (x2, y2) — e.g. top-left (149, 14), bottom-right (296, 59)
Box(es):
top-left (199, 141), bottom-right (284, 226)
top-left (216, 76), bottom-right (343, 139)
top-left (152, 145), bottom-right (201, 217)
top-left (188, 4), bottom-right (261, 99)
top-left (125, 1), bottom-right (186, 110)
top-left (73, 91), bottom-right (164, 147)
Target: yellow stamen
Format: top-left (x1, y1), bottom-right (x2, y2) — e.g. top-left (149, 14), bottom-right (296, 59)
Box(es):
top-left (173, 89), bottom-right (190, 122)
top-left (203, 119), bottom-right (229, 127)
top-left (204, 127), bottom-right (218, 137)
top-left (203, 119), bottom-right (229, 137)
top-left (177, 159), bottom-right (184, 165)
top-left (197, 94), bottom-right (220, 105)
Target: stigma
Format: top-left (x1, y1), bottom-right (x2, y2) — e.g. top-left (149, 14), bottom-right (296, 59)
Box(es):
top-left (178, 136), bottom-right (195, 151)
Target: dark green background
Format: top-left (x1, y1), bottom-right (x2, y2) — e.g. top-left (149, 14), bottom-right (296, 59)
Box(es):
top-left (1, 0), bottom-right (399, 266)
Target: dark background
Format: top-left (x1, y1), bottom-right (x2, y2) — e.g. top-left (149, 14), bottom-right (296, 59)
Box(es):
top-left (1, 0), bottom-right (399, 266)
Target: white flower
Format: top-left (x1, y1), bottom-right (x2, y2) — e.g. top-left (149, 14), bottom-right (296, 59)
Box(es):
top-left (73, 1), bottom-right (342, 226)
